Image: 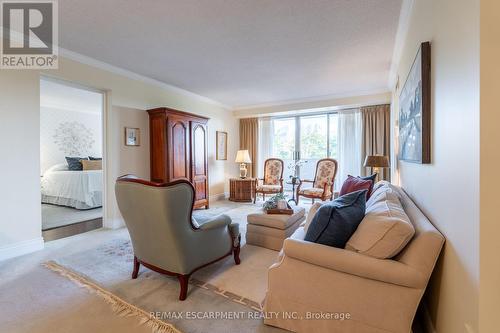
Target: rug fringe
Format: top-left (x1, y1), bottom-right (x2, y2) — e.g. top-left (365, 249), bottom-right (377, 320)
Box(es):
top-left (43, 261), bottom-right (182, 333)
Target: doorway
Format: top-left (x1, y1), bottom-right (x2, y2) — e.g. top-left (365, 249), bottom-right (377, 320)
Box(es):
top-left (39, 77), bottom-right (105, 241)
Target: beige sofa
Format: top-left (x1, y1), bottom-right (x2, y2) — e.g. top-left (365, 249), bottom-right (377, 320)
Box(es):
top-left (264, 183), bottom-right (444, 333)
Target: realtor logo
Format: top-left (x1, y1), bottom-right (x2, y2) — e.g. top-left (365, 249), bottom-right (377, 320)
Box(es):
top-left (1, 0), bottom-right (58, 69)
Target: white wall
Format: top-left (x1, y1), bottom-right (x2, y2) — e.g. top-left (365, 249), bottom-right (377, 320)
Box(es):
top-left (0, 53), bottom-right (239, 259)
top-left (40, 106), bottom-right (103, 174)
top-left (391, 0), bottom-right (479, 332)
top-left (0, 70), bottom-right (44, 260)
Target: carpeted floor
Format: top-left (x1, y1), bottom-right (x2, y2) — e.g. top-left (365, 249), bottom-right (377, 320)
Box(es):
top-left (42, 204), bottom-right (102, 230)
top-left (1, 199), bottom-right (298, 333)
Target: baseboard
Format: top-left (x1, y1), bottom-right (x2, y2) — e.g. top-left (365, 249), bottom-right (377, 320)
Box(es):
top-left (421, 303), bottom-right (437, 333)
top-left (103, 217), bottom-right (125, 229)
top-left (210, 192), bottom-right (228, 202)
top-left (0, 237), bottom-right (44, 262)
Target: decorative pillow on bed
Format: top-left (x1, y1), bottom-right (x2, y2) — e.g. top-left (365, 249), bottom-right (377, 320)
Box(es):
top-left (88, 156), bottom-right (102, 160)
top-left (65, 156), bottom-right (88, 171)
top-left (82, 160), bottom-right (102, 170)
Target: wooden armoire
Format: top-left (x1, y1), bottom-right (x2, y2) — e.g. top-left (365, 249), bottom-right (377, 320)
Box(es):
top-left (147, 107), bottom-right (209, 209)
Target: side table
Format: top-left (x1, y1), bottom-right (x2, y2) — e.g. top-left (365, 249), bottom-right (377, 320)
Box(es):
top-left (229, 178), bottom-right (255, 202)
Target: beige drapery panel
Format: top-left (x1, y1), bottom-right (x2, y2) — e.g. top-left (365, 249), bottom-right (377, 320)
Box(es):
top-left (239, 118), bottom-right (259, 178)
top-left (361, 105), bottom-right (391, 181)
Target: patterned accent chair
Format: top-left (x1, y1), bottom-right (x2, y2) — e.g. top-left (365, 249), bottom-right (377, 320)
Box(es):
top-left (296, 158), bottom-right (338, 204)
top-left (254, 158), bottom-right (284, 203)
top-left (115, 175), bottom-right (241, 301)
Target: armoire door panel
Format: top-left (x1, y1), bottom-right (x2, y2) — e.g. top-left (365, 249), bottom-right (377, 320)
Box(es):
top-left (168, 117), bottom-right (190, 181)
top-left (150, 114), bottom-right (166, 182)
top-left (191, 122), bottom-right (208, 203)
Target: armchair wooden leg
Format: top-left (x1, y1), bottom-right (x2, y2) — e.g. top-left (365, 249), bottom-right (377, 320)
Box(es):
top-left (132, 256), bottom-right (140, 279)
top-left (233, 235), bottom-right (241, 265)
top-left (178, 274), bottom-right (191, 301)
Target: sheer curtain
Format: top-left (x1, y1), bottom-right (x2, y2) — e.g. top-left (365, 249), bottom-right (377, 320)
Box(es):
top-left (336, 109), bottom-right (363, 188)
top-left (258, 117), bottom-right (274, 178)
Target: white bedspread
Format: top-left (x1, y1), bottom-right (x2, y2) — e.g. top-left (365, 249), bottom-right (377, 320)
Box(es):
top-left (41, 170), bottom-right (103, 209)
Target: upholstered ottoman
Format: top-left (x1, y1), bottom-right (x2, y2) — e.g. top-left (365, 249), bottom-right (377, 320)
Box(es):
top-left (246, 207), bottom-right (305, 251)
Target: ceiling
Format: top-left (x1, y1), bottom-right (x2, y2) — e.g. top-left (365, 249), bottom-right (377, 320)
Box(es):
top-left (40, 79), bottom-right (103, 114)
top-left (58, 0), bottom-right (402, 108)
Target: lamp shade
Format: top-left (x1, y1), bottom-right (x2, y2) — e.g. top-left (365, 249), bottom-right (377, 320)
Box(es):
top-left (235, 150), bottom-right (252, 163)
top-left (363, 155), bottom-right (390, 168)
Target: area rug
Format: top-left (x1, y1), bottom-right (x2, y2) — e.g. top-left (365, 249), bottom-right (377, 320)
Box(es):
top-left (43, 236), bottom-right (284, 333)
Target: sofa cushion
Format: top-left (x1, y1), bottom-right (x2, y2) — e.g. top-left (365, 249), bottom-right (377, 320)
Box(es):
top-left (303, 202), bottom-right (323, 232)
top-left (346, 191), bottom-right (415, 259)
top-left (339, 175), bottom-right (373, 199)
top-left (256, 184), bottom-right (282, 192)
top-left (304, 190), bottom-right (367, 248)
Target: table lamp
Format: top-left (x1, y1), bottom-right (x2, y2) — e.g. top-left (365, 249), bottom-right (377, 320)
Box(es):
top-left (363, 155), bottom-right (390, 181)
top-left (235, 150), bottom-right (252, 178)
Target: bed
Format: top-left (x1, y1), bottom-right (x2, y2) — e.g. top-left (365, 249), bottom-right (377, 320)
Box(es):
top-left (41, 163), bottom-right (103, 210)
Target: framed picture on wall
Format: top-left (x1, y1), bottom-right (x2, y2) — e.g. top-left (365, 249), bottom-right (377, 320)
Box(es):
top-left (125, 127), bottom-right (140, 146)
top-left (398, 41), bottom-right (431, 164)
top-left (216, 131), bottom-right (227, 160)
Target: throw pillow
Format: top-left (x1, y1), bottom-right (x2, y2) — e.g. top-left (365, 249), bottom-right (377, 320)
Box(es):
top-left (88, 156), bottom-right (102, 160)
top-left (346, 191), bottom-right (415, 259)
top-left (82, 160), bottom-right (102, 170)
top-left (359, 174), bottom-right (377, 197)
top-left (304, 202), bottom-right (323, 233)
top-left (339, 175), bottom-right (373, 198)
top-left (304, 190), bottom-right (367, 248)
top-left (65, 156), bottom-right (88, 171)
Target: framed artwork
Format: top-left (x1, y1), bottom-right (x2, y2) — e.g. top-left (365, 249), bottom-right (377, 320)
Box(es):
top-left (216, 131), bottom-right (227, 160)
top-left (125, 127), bottom-right (140, 146)
top-left (398, 41), bottom-right (431, 164)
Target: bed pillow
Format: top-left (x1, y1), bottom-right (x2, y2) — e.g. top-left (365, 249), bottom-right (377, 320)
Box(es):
top-left (339, 175), bottom-right (373, 199)
top-left (45, 163), bottom-right (69, 173)
top-left (346, 191), bottom-right (415, 259)
top-left (82, 160), bottom-right (102, 170)
top-left (65, 156), bottom-right (88, 171)
top-left (88, 156), bottom-right (102, 160)
top-left (304, 190), bottom-right (367, 248)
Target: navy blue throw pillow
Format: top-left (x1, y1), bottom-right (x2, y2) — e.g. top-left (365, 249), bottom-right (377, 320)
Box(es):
top-left (88, 156), bottom-right (102, 160)
top-left (65, 157), bottom-right (87, 171)
top-left (304, 190), bottom-right (367, 248)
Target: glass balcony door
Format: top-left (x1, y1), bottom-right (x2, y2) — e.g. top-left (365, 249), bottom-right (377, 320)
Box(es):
top-left (271, 113), bottom-right (339, 191)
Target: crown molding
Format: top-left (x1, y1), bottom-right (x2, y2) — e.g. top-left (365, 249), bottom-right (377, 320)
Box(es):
top-left (58, 47), bottom-right (232, 110)
top-left (388, 0), bottom-right (415, 89)
top-left (233, 87), bottom-right (391, 112)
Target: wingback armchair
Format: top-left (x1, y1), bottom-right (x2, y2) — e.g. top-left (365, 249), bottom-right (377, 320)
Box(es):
top-left (254, 158), bottom-right (284, 203)
top-left (115, 175), bottom-right (241, 301)
top-left (296, 158), bottom-right (338, 204)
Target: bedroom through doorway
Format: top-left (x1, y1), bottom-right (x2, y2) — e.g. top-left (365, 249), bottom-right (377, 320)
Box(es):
top-left (40, 77), bottom-right (105, 241)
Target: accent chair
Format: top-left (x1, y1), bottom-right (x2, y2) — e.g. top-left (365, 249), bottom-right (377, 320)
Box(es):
top-left (115, 175), bottom-right (241, 301)
top-left (296, 158), bottom-right (338, 204)
top-left (254, 158), bottom-right (284, 203)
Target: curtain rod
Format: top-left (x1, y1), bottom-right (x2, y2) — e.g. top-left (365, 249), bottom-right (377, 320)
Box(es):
top-left (258, 103), bottom-right (389, 120)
